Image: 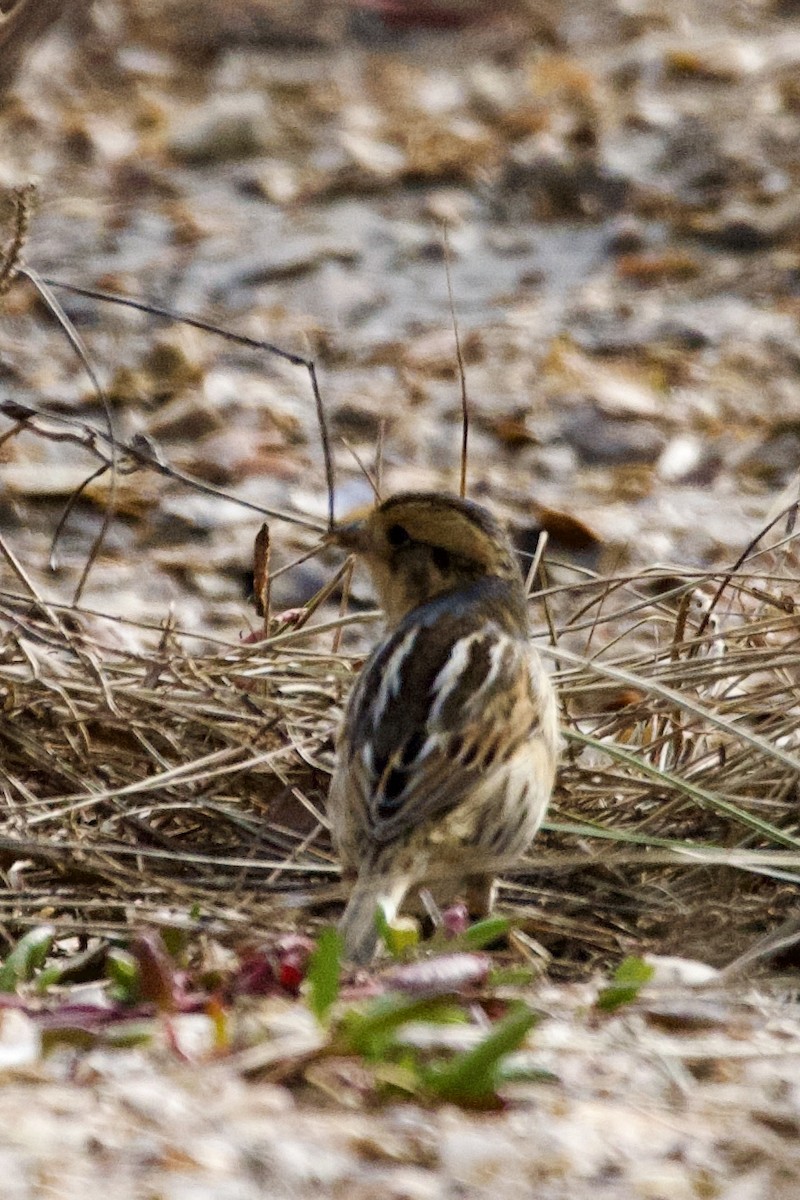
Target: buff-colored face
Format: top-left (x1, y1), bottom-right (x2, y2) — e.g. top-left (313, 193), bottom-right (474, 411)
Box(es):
top-left (331, 492), bottom-right (523, 625)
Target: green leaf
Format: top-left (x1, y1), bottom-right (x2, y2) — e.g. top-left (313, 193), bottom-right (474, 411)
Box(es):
top-left (160, 924), bottom-right (189, 961)
top-left (423, 1002), bottom-right (539, 1103)
top-left (488, 965), bottom-right (535, 988)
top-left (0, 925), bottom-right (55, 992)
top-left (103, 1019), bottom-right (158, 1048)
top-left (596, 956), bottom-right (655, 1012)
top-left (34, 940), bottom-right (108, 990)
top-left (306, 927), bottom-right (342, 1025)
top-left (459, 915), bottom-right (511, 950)
top-left (339, 993), bottom-right (464, 1059)
top-left (383, 917), bottom-right (420, 958)
top-left (422, 1002), bottom-right (539, 1105)
top-left (371, 1060), bottom-right (422, 1095)
top-left (495, 1059), bottom-right (558, 1087)
top-left (129, 931), bottom-right (178, 1010)
top-left (41, 1025), bottom-right (98, 1055)
top-left (373, 901), bottom-right (393, 950)
top-left (106, 948), bottom-right (140, 1004)
top-left (614, 956), bottom-right (655, 984)
top-left (34, 966), bottom-right (63, 993)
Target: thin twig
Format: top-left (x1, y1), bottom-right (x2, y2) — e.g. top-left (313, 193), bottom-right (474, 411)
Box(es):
top-left (441, 224), bottom-right (469, 498)
top-left (40, 276), bottom-right (337, 530)
top-left (17, 266), bottom-right (118, 606)
top-left (0, 399), bottom-right (326, 532)
top-left (340, 436), bottom-right (381, 502)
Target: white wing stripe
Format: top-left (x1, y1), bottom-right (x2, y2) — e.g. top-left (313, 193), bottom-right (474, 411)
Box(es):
top-left (482, 634), bottom-right (511, 696)
top-left (372, 628), bottom-right (418, 727)
top-left (428, 631), bottom-right (482, 724)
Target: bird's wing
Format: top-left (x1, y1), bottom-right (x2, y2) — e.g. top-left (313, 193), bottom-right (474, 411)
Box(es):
top-left (339, 606), bottom-right (547, 847)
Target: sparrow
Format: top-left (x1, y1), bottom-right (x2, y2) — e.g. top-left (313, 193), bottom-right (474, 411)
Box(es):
top-left (327, 491), bottom-right (558, 963)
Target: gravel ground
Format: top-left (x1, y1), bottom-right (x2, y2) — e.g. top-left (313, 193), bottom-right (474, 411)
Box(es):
top-left (3, 0), bottom-right (800, 636)
top-left (1, 975), bottom-right (800, 1200)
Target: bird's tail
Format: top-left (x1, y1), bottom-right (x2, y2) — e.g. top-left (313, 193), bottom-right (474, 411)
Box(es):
top-left (338, 873), bottom-right (411, 965)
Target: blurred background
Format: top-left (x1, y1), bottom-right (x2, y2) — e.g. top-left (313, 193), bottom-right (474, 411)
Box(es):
top-left (1, 0), bottom-right (799, 636)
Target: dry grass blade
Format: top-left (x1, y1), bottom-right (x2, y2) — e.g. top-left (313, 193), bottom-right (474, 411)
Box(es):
top-left (0, 183), bottom-right (34, 294)
top-left (441, 223), bottom-right (469, 499)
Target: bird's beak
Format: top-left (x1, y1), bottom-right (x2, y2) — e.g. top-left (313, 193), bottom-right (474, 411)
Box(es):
top-left (325, 518), bottom-right (368, 553)
top-left (325, 504), bottom-right (375, 553)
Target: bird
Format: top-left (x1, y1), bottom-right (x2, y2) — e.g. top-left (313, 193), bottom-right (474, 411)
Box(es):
top-left (326, 491), bottom-right (559, 964)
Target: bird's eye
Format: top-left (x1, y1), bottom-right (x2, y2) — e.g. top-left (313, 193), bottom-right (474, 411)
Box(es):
top-left (431, 547), bottom-right (451, 571)
top-left (387, 524), bottom-right (410, 547)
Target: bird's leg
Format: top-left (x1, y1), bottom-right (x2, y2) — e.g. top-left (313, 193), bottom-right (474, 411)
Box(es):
top-left (464, 872), bottom-right (497, 920)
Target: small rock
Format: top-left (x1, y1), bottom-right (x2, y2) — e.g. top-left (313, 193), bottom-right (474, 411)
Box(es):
top-left (688, 199), bottom-right (800, 251)
top-left (615, 248), bottom-right (702, 283)
top-left (562, 406), bottom-right (666, 466)
top-left (148, 394), bottom-right (224, 441)
top-left (423, 187), bottom-right (476, 227)
top-left (249, 161), bottom-right (304, 205)
top-left (643, 955), bottom-right (720, 988)
top-left (739, 426), bottom-right (800, 486)
top-left (606, 216), bottom-right (649, 254)
top-left (339, 130), bottom-right (406, 182)
top-left (0, 1009), bottom-right (39, 1069)
top-left (666, 39), bottom-right (764, 83)
top-left (168, 95), bottom-right (273, 164)
top-left (657, 436), bottom-right (720, 485)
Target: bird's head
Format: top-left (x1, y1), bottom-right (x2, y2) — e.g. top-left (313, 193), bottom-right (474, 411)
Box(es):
top-left (329, 491), bottom-right (524, 626)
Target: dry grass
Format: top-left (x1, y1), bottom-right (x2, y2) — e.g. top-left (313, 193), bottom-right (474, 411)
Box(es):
top-left (1, 500), bottom-right (799, 976)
